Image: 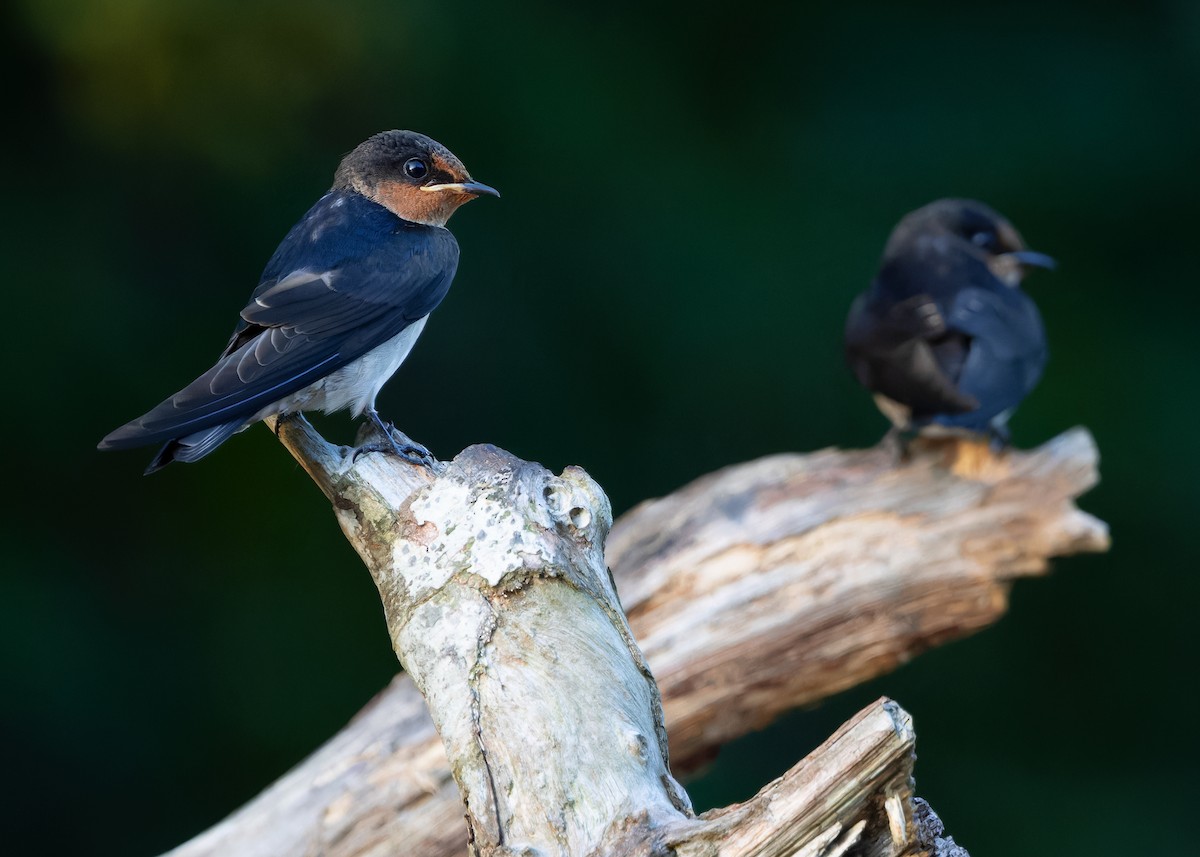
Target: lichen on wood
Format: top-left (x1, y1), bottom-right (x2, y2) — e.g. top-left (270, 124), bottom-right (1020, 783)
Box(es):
top-left (162, 422), bottom-right (1106, 857)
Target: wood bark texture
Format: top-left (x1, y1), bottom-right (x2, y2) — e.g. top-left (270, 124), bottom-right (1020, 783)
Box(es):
top-left (164, 425), bottom-right (1107, 857)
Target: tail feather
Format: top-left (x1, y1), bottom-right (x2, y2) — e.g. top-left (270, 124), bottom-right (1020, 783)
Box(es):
top-left (143, 421), bottom-right (246, 475)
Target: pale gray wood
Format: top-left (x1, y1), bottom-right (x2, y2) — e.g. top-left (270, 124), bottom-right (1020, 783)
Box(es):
top-left (163, 425), bottom-right (1106, 856)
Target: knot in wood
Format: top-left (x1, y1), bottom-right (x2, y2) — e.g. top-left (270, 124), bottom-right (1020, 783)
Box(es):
top-left (541, 465), bottom-right (612, 545)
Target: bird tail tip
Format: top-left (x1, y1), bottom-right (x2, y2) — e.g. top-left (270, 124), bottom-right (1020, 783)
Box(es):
top-left (140, 421), bottom-right (246, 474)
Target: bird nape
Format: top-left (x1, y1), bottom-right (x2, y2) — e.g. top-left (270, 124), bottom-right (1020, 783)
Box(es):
top-left (98, 130), bottom-right (498, 475)
top-left (843, 197), bottom-right (1054, 447)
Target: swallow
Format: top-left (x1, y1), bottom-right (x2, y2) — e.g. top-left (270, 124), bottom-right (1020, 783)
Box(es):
top-left (843, 198), bottom-right (1055, 444)
top-left (99, 130), bottom-right (497, 474)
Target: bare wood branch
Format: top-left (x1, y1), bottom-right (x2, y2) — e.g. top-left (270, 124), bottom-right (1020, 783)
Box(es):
top-left (165, 426), bottom-right (1106, 857)
top-left (612, 430), bottom-right (1108, 767)
top-left (658, 698), bottom-right (915, 857)
top-left (265, 418), bottom-right (692, 855)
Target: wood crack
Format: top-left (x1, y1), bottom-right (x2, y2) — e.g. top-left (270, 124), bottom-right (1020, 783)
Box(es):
top-left (161, 427), bottom-right (1106, 857)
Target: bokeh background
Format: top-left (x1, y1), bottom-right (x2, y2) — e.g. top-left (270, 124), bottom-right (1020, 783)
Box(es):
top-left (4, 1), bottom-right (1197, 854)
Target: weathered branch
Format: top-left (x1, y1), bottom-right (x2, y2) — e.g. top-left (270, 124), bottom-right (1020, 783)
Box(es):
top-left (266, 421), bottom-right (693, 855)
top-left (611, 430), bottom-right (1108, 766)
top-left (165, 425), bottom-right (1107, 857)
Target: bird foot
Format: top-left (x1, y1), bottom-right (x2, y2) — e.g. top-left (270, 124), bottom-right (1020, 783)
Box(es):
top-left (353, 437), bottom-right (437, 468)
top-left (354, 411), bottom-right (438, 469)
top-left (882, 426), bottom-right (917, 463)
top-left (987, 424), bottom-right (1012, 452)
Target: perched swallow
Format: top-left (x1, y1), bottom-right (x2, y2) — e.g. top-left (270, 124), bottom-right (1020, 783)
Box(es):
top-left (99, 130), bottom-right (497, 473)
top-left (844, 198), bottom-right (1054, 443)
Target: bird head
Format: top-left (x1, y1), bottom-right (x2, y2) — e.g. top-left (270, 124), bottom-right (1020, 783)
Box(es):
top-left (333, 130), bottom-right (499, 227)
top-left (884, 198), bottom-right (1055, 287)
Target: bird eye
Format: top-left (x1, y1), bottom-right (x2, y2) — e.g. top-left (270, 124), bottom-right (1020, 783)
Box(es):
top-left (403, 158), bottom-right (429, 180)
top-left (970, 229), bottom-right (998, 250)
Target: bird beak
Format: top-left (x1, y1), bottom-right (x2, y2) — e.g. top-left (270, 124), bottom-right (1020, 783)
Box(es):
top-left (422, 180), bottom-right (501, 198)
top-left (1007, 250), bottom-right (1057, 271)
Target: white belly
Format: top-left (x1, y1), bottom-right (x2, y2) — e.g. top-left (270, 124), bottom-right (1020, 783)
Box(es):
top-left (261, 315), bottom-right (429, 419)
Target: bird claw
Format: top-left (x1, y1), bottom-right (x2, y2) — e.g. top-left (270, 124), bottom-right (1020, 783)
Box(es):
top-left (352, 439), bottom-right (436, 468)
top-left (273, 411), bottom-right (296, 438)
top-left (354, 411), bottom-right (438, 469)
top-left (987, 424), bottom-right (1012, 452)
top-left (882, 426), bottom-right (917, 462)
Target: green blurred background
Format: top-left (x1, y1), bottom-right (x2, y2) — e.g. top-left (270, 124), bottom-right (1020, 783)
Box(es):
top-left (4, 1), bottom-right (1196, 854)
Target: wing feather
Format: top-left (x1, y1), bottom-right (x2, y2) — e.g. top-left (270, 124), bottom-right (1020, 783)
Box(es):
top-left (931, 286), bottom-right (1046, 428)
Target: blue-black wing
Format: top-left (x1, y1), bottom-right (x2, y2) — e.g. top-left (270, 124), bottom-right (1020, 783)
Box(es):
top-left (845, 288), bottom-right (981, 416)
top-left (100, 192), bottom-right (459, 450)
top-left (927, 285), bottom-right (1046, 431)
top-left (845, 236), bottom-right (994, 416)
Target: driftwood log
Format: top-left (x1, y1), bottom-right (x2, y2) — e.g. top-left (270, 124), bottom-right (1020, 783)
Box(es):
top-left (165, 423), bottom-right (1107, 857)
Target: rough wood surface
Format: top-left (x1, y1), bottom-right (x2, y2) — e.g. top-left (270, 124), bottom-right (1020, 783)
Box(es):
top-left (164, 427), bottom-right (1107, 857)
top-left (261, 419), bottom-right (691, 856)
top-left (655, 697), bottom-right (915, 857)
top-left (611, 430), bottom-right (1108, 768)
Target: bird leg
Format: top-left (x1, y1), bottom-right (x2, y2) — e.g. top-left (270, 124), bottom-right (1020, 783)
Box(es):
top-left (881, 426), bottom-right (918, 463)
top-left (273, 411), bottom-right (296, 438)
top-left (987, 422), bottom-right (1012, 451)
top-left (354, 409), bottom-right (437, 468)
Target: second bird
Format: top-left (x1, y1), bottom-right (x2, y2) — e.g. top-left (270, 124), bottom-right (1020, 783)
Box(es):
top-left (844, 198), bottom-right (1055, 445)
top-left (99, 130), bottom-right (497, 473)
